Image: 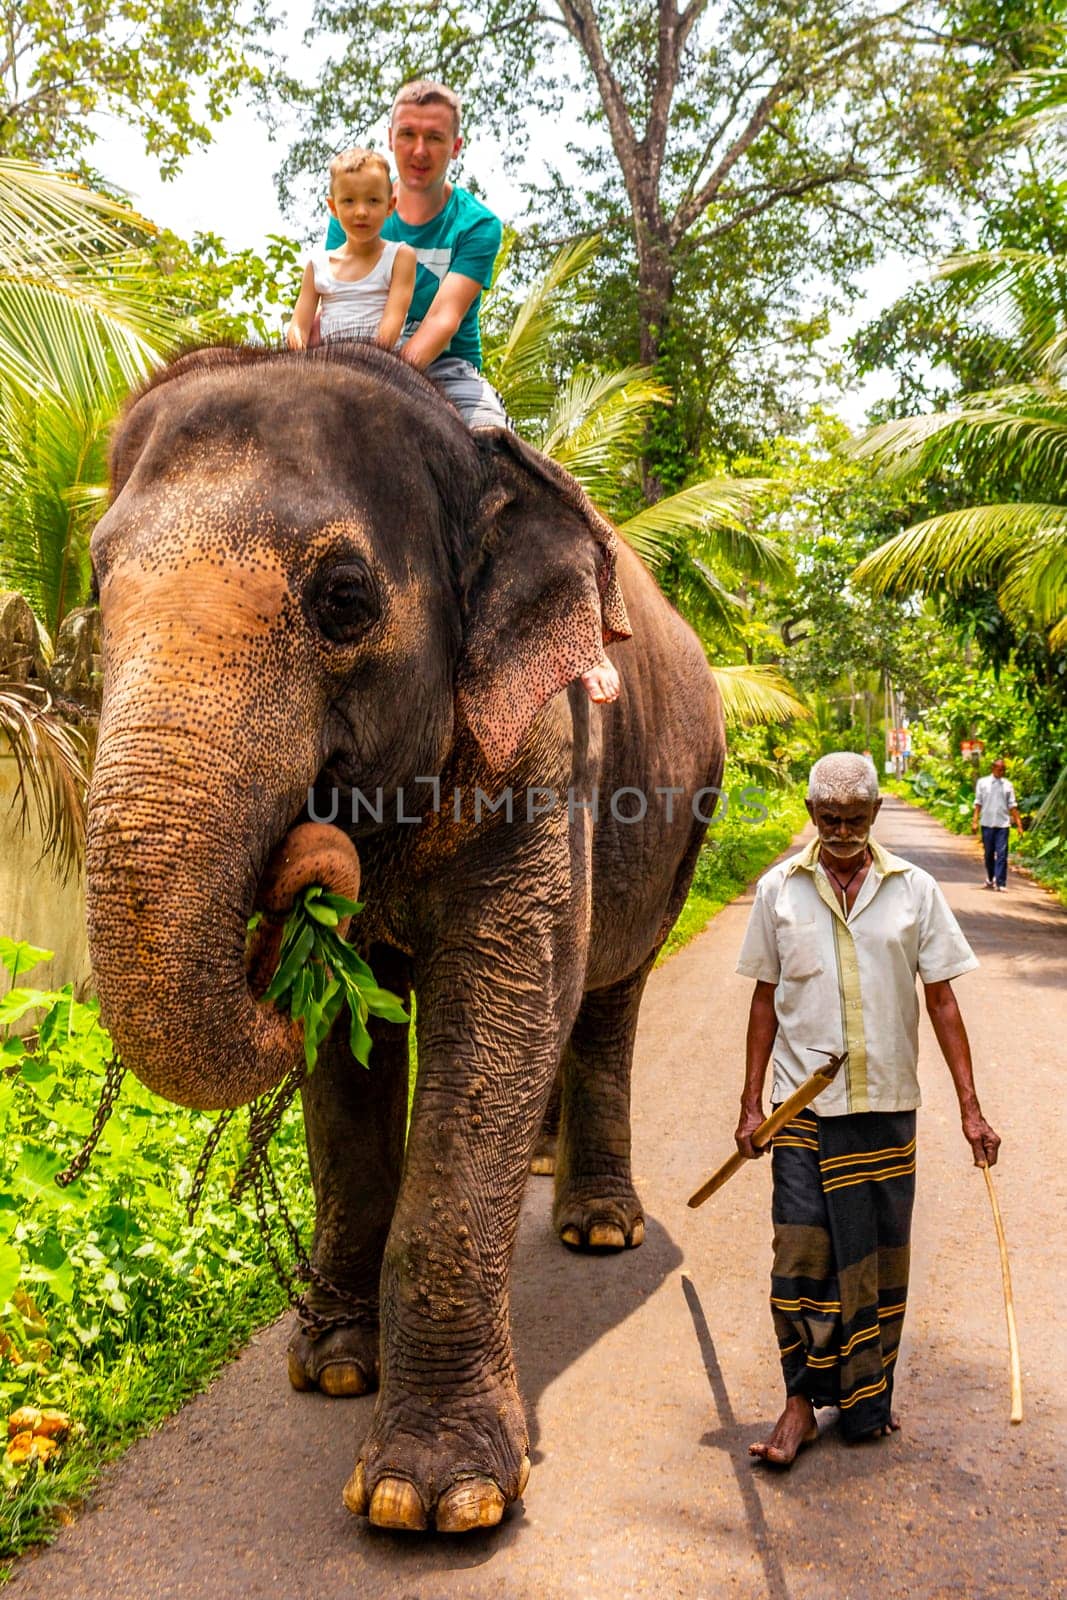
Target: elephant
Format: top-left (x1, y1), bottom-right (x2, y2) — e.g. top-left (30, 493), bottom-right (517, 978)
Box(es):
top-left (85, 342), bottom-right (725, 1535)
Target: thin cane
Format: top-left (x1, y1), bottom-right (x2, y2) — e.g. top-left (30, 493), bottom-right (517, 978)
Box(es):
top-left (980, 1163), bottom-right (1023, 1425)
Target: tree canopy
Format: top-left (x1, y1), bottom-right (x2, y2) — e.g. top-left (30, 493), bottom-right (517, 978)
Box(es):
top-left (278, 0), bottom-right (1067, 485)
top-left (0, 0), bottom-right (275, 176)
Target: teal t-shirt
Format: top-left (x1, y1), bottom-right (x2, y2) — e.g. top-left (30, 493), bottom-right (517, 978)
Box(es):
top-left (324, 185), bottom-right (502, 369)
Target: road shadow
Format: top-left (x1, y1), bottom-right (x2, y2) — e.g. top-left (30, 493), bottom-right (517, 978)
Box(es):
top-left (329, 1192), bottom-right (683, 1581)
top-left (682, 1274), bottom-right (791, 1600)
top-left (10, 1183), bottom-right (683, 1598)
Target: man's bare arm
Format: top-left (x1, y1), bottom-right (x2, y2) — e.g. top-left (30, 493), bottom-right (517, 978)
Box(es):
top-left (924, 979), bottom-right (1001, 1165)
top-left (735, 980), bottom-right (778, 1159)
top-left (400, 271), bottom-right (482, 367)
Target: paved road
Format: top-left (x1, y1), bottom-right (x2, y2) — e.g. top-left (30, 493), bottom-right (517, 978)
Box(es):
top-left (11, 798), bottom-right (1067, 1599)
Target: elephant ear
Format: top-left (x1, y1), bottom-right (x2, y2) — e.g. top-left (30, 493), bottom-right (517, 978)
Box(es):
top-left (457, 430), bottom-right (632, 772)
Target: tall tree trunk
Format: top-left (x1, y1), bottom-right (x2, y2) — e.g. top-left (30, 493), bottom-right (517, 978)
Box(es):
top-left (635, 219), bottom-right (675, 502)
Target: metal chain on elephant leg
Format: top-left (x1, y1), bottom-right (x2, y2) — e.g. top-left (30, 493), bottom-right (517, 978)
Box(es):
top-left (185, 1106), bottom-right (237, 1224)
top-left (229, 1064), bottom-right (307, 1204)
top-left (55, 1055), bottom-right (126, 1188)
top-left (188, 1065), bottom-right (378, 1340)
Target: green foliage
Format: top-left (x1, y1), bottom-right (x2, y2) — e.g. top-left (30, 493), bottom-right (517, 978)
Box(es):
top-left (149, 230), bottom-right (306, 347)
top-left (0, 941), bottom-right (312, 1559)
top-left (0, 159), bottom-right (184, 409)
top-left (753, 413), bottom-right (942, 704)
top-left (0, 0), bottom-right (275, 177)
top-left (483, 234), bottom-right (803, 724)
top-left (885, 657), bottom-right (1067, 894)
top-left (260, 888), bottom-right (409, 1072)
top-left (0, 391), bottom-right (109, 637)
top-left (660, 784), bottom-right (809, 958)
top-left (274, 0), bottom-right (1067, 470)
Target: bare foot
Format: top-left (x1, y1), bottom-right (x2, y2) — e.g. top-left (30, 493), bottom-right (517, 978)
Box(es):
top-left (749, 1395), bottom-right (818, 1467)
top-left (580, 658), bottom-right (620, 703)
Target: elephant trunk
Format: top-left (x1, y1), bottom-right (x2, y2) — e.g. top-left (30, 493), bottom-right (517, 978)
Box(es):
top-left (87, 716), bottom-right (358, 1111)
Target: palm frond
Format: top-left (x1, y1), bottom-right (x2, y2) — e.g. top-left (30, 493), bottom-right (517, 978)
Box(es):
top-left (619, 478), bottom-right (787, 578)
top-left (711, 664), bottom-right (810, 726)
top-left (853, 502), bottom-right (1067, 596)
top-left (0, 390), bottom-right (111, 633)
top-left (933, 249), bottom-right (1067, 369)
top-left (852, 389), bottom-right (1067, 489)
top-left (0, 159), bottom-right (187, 406)
top-left (483, 234), bottom-right (602, 422)
top-left (0, 682), bottom-right (88, 883)
top-left (725, 751), bottom-right (793, 789)
top-left (539, 367), bottom-right (671, 506)
top-left (0, 158), bottom-right (159, 269)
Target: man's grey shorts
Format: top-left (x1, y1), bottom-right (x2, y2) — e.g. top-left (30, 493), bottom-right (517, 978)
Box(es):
top-left (425, 356), bottom-right (510, 429)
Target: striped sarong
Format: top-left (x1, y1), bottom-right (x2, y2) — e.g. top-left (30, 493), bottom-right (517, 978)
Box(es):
top-left (769, 1106), bottom-right (916, 1439)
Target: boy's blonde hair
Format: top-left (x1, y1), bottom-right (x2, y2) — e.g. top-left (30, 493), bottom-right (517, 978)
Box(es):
top-left (328, 147), bottom-right (392, 192)
top-left (390, 79), bottom-right (462, 137)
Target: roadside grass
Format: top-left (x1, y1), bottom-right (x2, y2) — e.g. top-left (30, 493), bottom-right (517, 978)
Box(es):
top-left (0, 785), bottom-right (806, 1566)
top-left (0, 952), bottom-right (310, 1568)
top-left (659, 783), bottom-right (808, 960)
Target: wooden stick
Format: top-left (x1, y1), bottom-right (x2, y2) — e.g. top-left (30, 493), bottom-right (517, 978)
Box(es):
top-left (687, 1052), bottom-right (846, 1209)
top-left (981, 1164), bottom-right (1023, 1425)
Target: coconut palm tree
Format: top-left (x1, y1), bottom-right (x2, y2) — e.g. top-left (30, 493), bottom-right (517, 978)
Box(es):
top-left (851, 248), bottom-right (1067, 650)
top-left (482, 236), bottom-right (805, 727)
top-left (852, 243), bottom-right (1067, 830)
top-left (0, 159), bottom-right (190, 877)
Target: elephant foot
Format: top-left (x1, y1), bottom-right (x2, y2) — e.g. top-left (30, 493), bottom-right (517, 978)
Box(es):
top-left (554, 1181), bottom-right (645, 1252)
top-left (342, 1378), bottom-right (530, 1533)
top-left (288, 1315), bottom-right (380, 1398)
top-left (529, 1128), bottom-right (557, 1176)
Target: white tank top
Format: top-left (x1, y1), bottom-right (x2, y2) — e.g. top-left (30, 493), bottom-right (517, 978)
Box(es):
top-left (312, 239), bottom-right (402, 343)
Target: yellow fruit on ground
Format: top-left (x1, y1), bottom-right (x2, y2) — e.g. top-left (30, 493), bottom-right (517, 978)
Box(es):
top-left (33, 1411), bottom-right (70, 1441)
top-left (6, 1430), bottom-right (35, 1464)
top-left (7, 1407), bottom-right (42, 1437)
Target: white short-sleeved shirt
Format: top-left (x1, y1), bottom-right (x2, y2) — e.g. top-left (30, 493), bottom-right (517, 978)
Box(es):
top-left (974, 774), bottom-right (1018, 828)
top-left (736, 838), bottom-right (978, 1116)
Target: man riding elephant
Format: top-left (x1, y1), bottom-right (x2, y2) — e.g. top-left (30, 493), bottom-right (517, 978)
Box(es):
top-left (86, 341), bottom-right (725, 1533)
top-left (324, 77), bottom-right (508, 429)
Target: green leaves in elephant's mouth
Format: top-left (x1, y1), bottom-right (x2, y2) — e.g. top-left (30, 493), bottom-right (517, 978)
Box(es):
top-left (249, 887), bottom-right (409, 1073)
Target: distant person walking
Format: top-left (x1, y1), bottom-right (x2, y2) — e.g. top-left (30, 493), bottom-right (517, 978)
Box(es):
top-left (972, 758), bottom-right (1023, 892)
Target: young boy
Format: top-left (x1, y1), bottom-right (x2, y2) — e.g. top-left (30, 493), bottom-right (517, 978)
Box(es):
top-left (287, 149), bottom-right (416, 350)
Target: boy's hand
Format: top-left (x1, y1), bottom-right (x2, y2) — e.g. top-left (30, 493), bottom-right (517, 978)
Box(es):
top-left (735, 1104), bottom-right (767, 1160)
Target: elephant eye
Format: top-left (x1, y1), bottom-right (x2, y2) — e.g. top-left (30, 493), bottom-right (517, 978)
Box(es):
top-left (306, 560), bottom-right (380, 644)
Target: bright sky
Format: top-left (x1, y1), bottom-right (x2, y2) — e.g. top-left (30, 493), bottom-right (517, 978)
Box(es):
top-left (86, 8), bottom-right (914, 428)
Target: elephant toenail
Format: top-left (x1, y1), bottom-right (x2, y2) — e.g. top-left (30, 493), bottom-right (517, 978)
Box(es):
top-left (342, 1461), bottom-right (368, 1516)
top-left (560, 1226), bottom-right (582, 1248)
top-left (287, 1349), bottom-right (314, 1392)
top-left (319, 1361), bottom-right (370, 1397)
top-left (629, 1218), bottom-right (645, 1247)
top-left (517, 1455), bottom-right (531, 1495)
top-left (369, 1476), bottom-right (427, 1530)
top-left (588, 1222), bottom-right (626, 1250)
top-left (436, 1478), bottom-right (506, 1533)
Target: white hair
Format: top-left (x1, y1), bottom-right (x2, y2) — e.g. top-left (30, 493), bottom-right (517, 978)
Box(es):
top-left (807, 752), bottom-right (880, 806)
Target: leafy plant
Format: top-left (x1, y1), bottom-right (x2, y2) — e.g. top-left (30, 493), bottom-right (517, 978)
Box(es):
top-left (0, 937), bottom-right (313, 1556)
top-left (258, 888), bottom-right (408, 1071)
